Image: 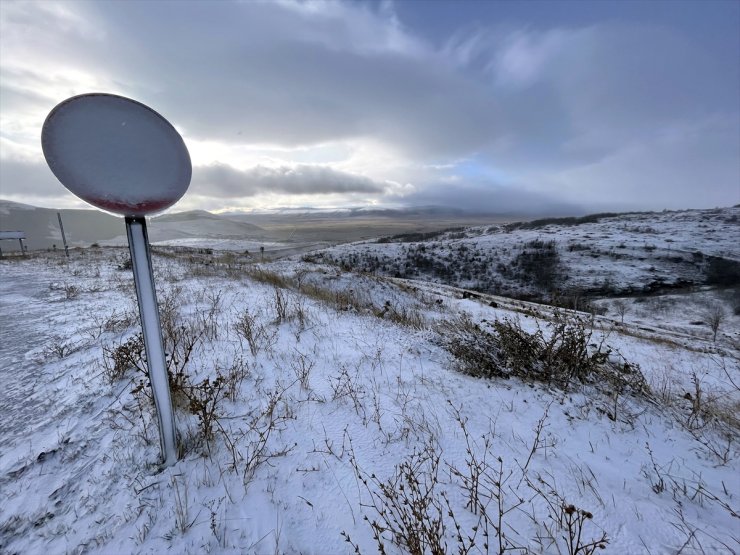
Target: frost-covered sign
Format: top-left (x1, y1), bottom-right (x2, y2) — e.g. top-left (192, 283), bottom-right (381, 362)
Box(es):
top-left (42, 93), bottom-right (192, 466)
top-left (0, 231), bottom-right (26, 240)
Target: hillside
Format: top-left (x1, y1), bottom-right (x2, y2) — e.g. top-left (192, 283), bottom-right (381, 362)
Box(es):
top-left (1, 232), bottom-right (738, 553)
top-left (314, 207), bottom-right (740, 304)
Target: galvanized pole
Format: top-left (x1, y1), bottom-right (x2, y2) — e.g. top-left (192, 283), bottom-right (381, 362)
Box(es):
top-left (125, 216), bottom-right (178, 466)
top-left (57, 212), bottom-right (69, 257)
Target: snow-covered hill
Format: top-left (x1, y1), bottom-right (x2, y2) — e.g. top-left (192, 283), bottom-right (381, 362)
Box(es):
top-left (1, 242), bottom-right (738, 554)
top-left (314, 206), bottom-right (739, 303)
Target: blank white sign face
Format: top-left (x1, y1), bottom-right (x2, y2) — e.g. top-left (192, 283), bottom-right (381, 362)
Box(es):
top-left (41, 93), bottom-right (191, 216)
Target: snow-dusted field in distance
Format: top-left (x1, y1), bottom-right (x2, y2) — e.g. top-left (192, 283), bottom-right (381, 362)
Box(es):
top-left (0, 208), bottom-right (738, 554)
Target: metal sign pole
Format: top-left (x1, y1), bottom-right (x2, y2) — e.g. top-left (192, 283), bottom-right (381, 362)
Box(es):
top-left (125, 216), bottom-right (177, 466)
top-left (42, 93), bottom-right (192, 466)
top-left (57, 212), bottom-right (69, 257)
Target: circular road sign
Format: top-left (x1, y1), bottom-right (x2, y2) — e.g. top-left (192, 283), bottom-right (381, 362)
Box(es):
top-left (41, 93), bottom-right (191, 216)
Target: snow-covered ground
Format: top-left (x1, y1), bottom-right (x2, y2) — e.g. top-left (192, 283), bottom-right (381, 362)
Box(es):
top-left (1, 233), bottom-right (738, 553)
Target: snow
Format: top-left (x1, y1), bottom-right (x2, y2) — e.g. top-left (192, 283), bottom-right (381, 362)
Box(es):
top-left (41, 94), bottom-right (191, 216)
top-left (1, 210), bottom-right (739, 554)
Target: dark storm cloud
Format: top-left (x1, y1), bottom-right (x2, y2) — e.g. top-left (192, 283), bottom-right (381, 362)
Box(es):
top-left (193, 163), bottom-right (386, 198)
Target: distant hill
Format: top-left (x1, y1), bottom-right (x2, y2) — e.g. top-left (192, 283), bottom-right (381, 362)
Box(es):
top-left (148, 210), bottom-right (266, 243)
top-left (0, 201), bottom-right (523, 251)
top-left (0, 201), bottom-right (266, 251)
top-left (0, 201), bottom-right (122, 251)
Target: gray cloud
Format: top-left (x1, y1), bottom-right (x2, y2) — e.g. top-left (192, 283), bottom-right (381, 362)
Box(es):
top-left (396, 179), bottom-right (581, 215)
top-left (0, 158), bottom-right (65, 198)
top-left (539, 114), bottom-right (740, 211)
top-left (1, 1), bottom-right (738, 212)
top-left (4, 1), bottom-right (497, 159)
top-left (193, 163), bottom-right (386, 198)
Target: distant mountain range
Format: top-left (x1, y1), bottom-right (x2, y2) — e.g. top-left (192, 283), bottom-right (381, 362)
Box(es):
top-left (11, 200), bottom-right (732, 253)
top-left (0, 201), bottom-right (268, 251)
top-left (0, 200), bottom-right (521, 251)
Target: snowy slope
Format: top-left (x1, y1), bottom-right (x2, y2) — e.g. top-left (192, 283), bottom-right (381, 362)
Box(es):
top-left (314, 207), bottom-right (739, 300)
top-left (1, 246), bottom-right (738, 554)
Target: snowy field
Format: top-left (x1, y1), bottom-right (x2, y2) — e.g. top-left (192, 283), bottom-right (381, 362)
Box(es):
top-left (1, 224), bottom-right (738, 553)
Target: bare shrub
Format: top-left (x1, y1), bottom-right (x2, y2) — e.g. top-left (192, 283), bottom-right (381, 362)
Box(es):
top-left (438, 311), bottom-right (647, 400)
top-left (107, 290), bottom-right (208, 406)
top-left (293, 294), bottom-right (311, 330)
top-left (704, 304), bottom-right (724, 342)
top-left (102, 334), bottom-right (146, 382)
top-left (641, 442), bottom-right (739, 523)
top-left (221, 384), bottom-right (297, 490)
top-left (560, 505), bottom-right (608, 555)
top-left (330, 364), bottom-right (366, 417)
top-left (221, 356), bottom-right (251, 402)
top-left (613, 299), bottom-right (628, 323)
top-left (186, 375), bottom-right (229, 446)
top-left (88, 308), bottom-right (137, 340)
top-left (348, 442), bottom-right (458, 555)
top-left (347, 415), bottom-right (610, 555)
top-left (446, 403), bottom-right (524, 553)
top-left (233, 307), bottom-right (275, 356)
top-left (437, 315), bottom-right (505, 380)
top-left (272, 286), bottom-right (288, 324)
top-left (64, 284), bottom-right (80, 300)
top-left (677, 372), bottom-right (739, 465)
top-left (157, 289), bottom-right (207, 390)
top-left (290, 348), bottom-right (315, 390)
top-left (43, 337), bottom-right (81, 360)
top-left (194, 288), bottom-right (223, 341)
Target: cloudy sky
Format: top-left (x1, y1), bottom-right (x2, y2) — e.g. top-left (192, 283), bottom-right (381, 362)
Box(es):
top-left (1, 0), bottom-right (738, 214)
